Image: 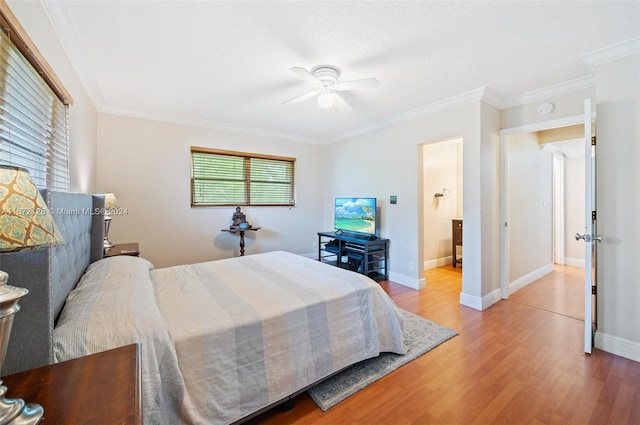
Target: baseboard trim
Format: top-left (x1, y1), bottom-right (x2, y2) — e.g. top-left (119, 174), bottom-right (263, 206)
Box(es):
top-left (424, 256), bottom-right (453, 270)
top-left (508, 263), bottom-right (554, 295)
top-left (595, 331), bottom-right (640, 363)
top-left (460, 288), bottom-right (502, 311)
top-left (390, 271), bottom-right (424, 290)
top-left (564, 258), bottom-right (585, 268)
top-left (459, 292), bottom-right (482, 310)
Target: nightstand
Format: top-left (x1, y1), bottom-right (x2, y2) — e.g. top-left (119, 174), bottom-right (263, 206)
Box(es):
top-left (2, 344), bottom-right (141, 424)
top-left (104, 242), bottom-right (140, 257)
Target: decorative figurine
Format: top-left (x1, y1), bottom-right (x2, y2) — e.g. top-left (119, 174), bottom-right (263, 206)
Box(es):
top-left (231, 206), bottom-right (250, 229)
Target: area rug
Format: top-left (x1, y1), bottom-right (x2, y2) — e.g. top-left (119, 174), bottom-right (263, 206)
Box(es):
top-left (307, 309), bottom-right (457, 411)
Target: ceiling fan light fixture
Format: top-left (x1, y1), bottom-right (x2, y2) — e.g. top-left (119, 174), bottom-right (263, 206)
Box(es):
top-left (317, 91), bottom-right (334, 109)
top-left (283, 65), bottom-right (377, 112)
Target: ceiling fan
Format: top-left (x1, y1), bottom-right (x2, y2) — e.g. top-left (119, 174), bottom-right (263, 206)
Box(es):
top-left (282, 65), bottom-right (379, 112)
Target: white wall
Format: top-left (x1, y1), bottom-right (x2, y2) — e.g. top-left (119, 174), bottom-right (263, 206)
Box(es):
top-left (7, 1), bottom-right (98, 192)
top-left (593, 53), bottom-right (640, 362)
top-left (564, 153), bottom-right (585, 266)
top-left (423, 139), bottom-right (463, 268)
top-left (479, 102), bottom-right (502, 301)
top-left (322, 98), bottom-right (502, 310)
top-left (507, 132), bottom-right (553, 283)
top-left (96, 113), bottom-right (324, 268)
top-left (501, 88), bottom-right (595, 129)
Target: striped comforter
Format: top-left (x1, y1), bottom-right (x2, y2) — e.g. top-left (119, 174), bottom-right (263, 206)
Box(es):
top-left (53, 251), bottom-right (405, 424)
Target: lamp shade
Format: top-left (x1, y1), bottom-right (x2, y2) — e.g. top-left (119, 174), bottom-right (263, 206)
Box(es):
top-left (103, 192), bottom-right (118, 210)
top-left (0, 165), bottom-right (65, 252)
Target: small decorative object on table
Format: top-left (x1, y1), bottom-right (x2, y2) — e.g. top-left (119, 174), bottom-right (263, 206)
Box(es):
top-left (230, 206), bottom-right (251, 229)
top-left (223, 207), bottom-right (259, 256)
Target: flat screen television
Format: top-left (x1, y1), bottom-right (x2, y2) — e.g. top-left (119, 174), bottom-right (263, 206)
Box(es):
top-left (334, 197), bottom-right (377, 236)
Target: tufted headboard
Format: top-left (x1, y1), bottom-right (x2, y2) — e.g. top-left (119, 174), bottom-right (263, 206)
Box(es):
top-left (0, 190), bottom-right (105, 376)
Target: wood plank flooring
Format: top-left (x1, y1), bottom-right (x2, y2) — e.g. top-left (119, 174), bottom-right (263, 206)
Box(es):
top-left (509, 265), bottom-right (584, 320)
top-left (247, 265), bottom-right (640, 425)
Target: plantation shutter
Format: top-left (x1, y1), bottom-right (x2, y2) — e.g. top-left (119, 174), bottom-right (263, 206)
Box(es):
top-left (191, 147), bottom-right (295, 207)
top-left (0, 18), bottom-right (70, 190)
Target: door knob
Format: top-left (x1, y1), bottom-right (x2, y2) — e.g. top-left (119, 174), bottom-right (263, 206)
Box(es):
top-left (575, 233), bottom-right (603, 243)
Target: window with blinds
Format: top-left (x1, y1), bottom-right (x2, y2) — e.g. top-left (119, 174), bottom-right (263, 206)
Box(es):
top-left (191, 147), bottom-right (296, 207)
top-left (0, 16), bottom-right (70, 191)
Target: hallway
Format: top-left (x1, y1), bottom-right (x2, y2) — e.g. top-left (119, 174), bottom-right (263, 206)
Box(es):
top-left (508, 265), bottom-right (584, 320)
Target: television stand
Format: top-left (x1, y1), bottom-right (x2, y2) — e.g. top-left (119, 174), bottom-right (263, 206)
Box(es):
top-left (336, 231), bottom-right (377, 241)
top-left (318, 231), bottom-right (389, 280)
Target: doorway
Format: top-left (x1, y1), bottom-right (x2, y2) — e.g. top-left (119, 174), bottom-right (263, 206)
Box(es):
top-left (543, 136), bottom-right (586, 268)
top-left (500, 115), bottom-right (586, 299)
top-left (421, 138), bottom-right (463, 280)
top-left (502, 126), bottom-right (585, 300)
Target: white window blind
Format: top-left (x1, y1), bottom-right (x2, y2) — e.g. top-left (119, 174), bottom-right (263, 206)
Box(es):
top-left (0, 24), bottom-right (70, 190)
top-left (191, 147), bottom-right (296, 207)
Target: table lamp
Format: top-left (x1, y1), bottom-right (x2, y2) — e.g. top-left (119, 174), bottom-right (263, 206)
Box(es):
top-left (0, 165), bottom-right (65, 424)
top-left (102, 192), bottom-right (118, 249)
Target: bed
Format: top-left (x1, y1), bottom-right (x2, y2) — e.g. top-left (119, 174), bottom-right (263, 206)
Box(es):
top-left (1, 191), bottom-right (405, 424)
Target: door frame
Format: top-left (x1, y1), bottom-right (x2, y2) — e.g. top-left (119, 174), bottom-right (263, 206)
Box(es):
top-left (499, 114), bottom-right (585, 299)
top-left (582, 98), bottom-right (596, 354)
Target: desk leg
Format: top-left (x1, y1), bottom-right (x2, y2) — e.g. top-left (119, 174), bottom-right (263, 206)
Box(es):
top-left (239, 231), bottom-right (246, 256)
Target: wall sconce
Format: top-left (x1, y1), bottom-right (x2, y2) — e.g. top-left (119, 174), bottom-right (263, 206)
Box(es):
top-left (434, 188), bottom-right (451, 199)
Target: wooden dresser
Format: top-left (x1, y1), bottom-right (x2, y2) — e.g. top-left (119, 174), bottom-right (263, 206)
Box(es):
top-left (2, 344), bottom-right (141, 424)
top-left (452, 219), bottom-right (463, 267)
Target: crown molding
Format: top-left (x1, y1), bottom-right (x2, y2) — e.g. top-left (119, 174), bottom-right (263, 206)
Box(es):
top-left (325, 87), bottom-right (488, 144)
top-left (480, 87), bottom-right (509, 110)
top-left (500, 76), bottom-right (595, 109)
top-left (580, 36), bottom-right (640, 68)
top-left (41, 0), bottom-right (105, 110)
top-left (100, 78), bottom-right (593, 146)
top-left (99, 106), bottom-right (322, 145)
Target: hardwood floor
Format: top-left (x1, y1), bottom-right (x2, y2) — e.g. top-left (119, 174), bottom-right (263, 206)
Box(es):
top-left (509, 265), bottom-right (584, 320)
top-left (247, 265), bottom-right (640, 425)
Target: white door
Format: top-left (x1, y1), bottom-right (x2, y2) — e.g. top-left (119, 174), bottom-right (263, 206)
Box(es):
top-left (576, 98), bottom-right (600, 354)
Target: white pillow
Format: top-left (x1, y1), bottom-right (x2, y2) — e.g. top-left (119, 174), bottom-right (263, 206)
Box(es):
top-left (74, 255), bottom-right (155, 291)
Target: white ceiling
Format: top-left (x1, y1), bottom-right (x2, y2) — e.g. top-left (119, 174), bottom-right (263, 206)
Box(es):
top-left (42, 1), bottom-right (640, 144)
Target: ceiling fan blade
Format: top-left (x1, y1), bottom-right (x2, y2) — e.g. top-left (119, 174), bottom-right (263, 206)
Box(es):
top-left (332, 93), bottom-right (352, 113)
top-left (282, 89), bottom-right (320, 105)
top-left (290, 67), bottom-right (321, 85)
top-left (336, 78), bottom-right (380, 91)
